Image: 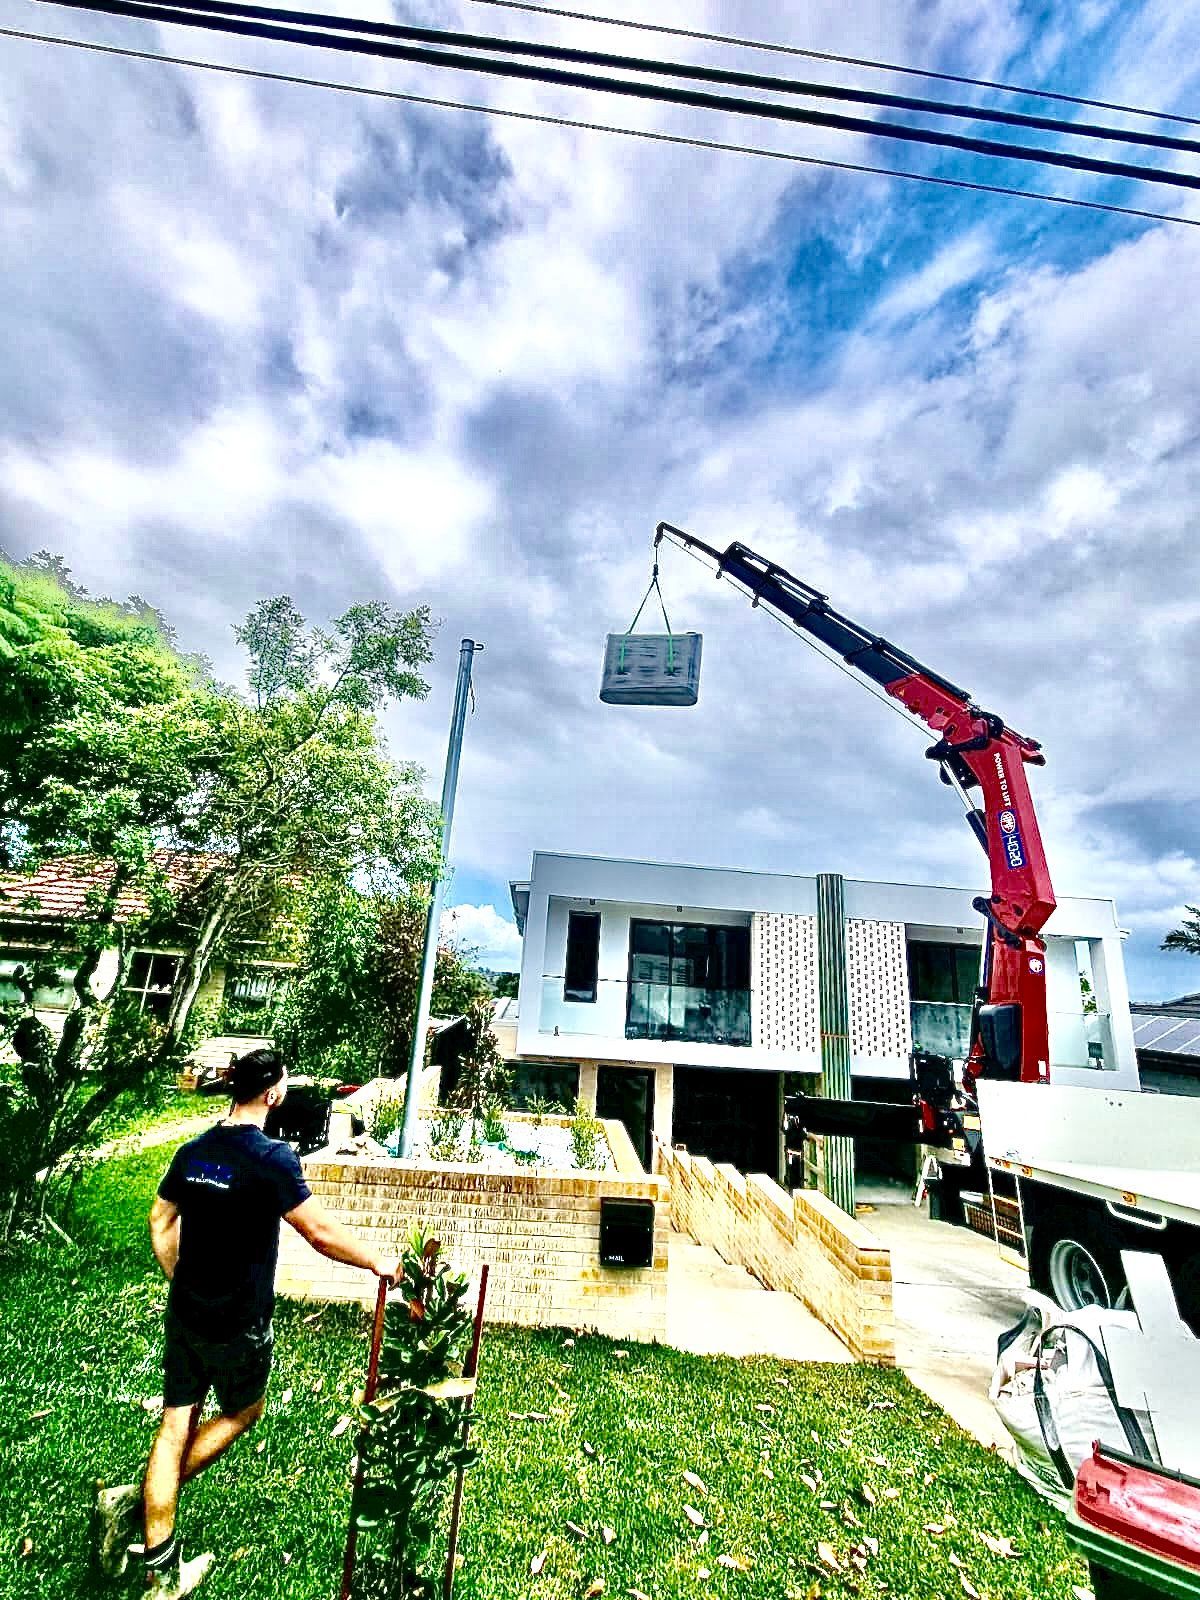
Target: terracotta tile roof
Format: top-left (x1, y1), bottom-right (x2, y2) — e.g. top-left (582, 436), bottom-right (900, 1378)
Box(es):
top-left (0, 852), bottom-right (229, 925)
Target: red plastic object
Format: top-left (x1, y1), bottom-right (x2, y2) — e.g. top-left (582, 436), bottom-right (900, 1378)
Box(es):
top-left (1075, 1445), bottom-right (1200, 1573)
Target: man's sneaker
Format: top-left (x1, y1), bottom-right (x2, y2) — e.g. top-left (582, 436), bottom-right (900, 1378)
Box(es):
top-left (145, 1551), bottom-right (215, 1598)
top-left (92, 1481), bottom-right (141, 1579)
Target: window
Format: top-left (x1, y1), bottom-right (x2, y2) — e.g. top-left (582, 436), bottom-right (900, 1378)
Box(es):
top-left (509, 1061), bottom-right (581, 1111)
top-left (908, 941), bottom-right (980, 1005)
top-left (124, 952), bottom-right (180, 1021)
top-left (625, 920), bottom-right (751, 1045)
top-left (564, 912), bottom-right (601, 1003)
top-left (226, 965), bottom-right (288, 1012)
top-left (0, 950), bottom-right (77, 1010)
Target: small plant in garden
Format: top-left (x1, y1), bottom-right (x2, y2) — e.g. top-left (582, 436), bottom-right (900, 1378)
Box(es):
top-left (368, 1087), bottom-right (405, 1147)
top-left (481, 1100), bottom-right (506, 1144)
top-left (524, 1094), bottom-right (558, 1127)
top-left (464, 1126), bottom-right (483, 1164)
top-left (511, 1147), bottom-right (540, 1167)
top-left (569, 1097), bottom-right (606, 1170)
top-left (351, 1231), bottom-right (477, 1599)
top-left (427, 1108), bottom-right (464, 1162)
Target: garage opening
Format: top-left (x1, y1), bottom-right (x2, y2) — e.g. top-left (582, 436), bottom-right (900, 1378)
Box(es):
top-left (672, 1065), bottom-right (781, 1180)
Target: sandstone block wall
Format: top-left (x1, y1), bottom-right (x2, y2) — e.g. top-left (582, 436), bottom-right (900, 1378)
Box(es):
top-left (658, 1143), bottom-right (894, 1364)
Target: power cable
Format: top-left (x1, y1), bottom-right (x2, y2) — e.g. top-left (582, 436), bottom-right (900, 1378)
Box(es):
top-left (32, 0), bottom-right (1200, 192)
top-left (96, 0), bottom-right (1200, 157)
top-left (4, 23), bottom-right (1198, 230)
top-left (460, 0), bottom-right (1200, 132)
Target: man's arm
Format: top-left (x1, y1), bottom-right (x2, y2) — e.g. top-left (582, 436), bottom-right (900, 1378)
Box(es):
top-left (149, 1195), bottom-right (180, 1280)
top-left (285, 1196), bottom-right (398, 1281)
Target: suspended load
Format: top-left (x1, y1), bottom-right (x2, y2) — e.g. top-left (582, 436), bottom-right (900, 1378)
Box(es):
top-left (600, 545), bottom-right (702, 706)
top-left (600, 631), bottom-right (702, 705)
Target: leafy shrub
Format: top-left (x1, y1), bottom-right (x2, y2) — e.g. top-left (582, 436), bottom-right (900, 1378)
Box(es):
top-left (524, 1094), bottom-right (560, 1127)
top-left (368, 1088), bottom-right (405, 1147)
top-left (569, 1097), bottom-right (606, 1170)
top-left (351, 1231), bottom-right (477, 1598)
top-left (481, 1101), bottom-right (506, 1144)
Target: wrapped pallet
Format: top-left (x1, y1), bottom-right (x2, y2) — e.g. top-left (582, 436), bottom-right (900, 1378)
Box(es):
top-left (599, 631), bottom-right (702, 706)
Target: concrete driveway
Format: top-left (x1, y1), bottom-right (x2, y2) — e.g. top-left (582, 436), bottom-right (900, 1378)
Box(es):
top-left (858, 1182), bottom-right (1028, 1453)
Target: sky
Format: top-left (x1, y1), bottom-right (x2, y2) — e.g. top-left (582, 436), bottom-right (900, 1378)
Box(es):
top-left (2, 0), bottom-right (1199, 998)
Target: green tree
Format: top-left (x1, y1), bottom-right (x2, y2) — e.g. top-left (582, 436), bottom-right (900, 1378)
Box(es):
top-left (1164, 908), bottom-right (1200, 960)
top-left (0, 558), bottom-right (438, 1240)
top-left (275, 887), bottom-right (492, 1084)
top-left (491, 970), bottom-right (520, 999)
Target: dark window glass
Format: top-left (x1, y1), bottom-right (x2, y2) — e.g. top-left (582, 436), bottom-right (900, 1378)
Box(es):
top-left (510, 1061), bottom-right (580, 1111)
top-left (625, 921), bottom-right (750, 1044)
top-left (564, 911), bottom-right (601, 1003)
top-left (127, 951), bottom-right (152, 989)
top-left (908, 941), bottom-right (980, 1005)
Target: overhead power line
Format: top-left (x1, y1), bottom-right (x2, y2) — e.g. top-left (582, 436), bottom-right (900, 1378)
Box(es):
top-left (460, 0), bottom-right (1200, 132)
top-left (33, 0), bottom-right (1200, 193)
top-left (99, 0), bottom-right (1200, 158)
top-left (5, 22), bottom-right (1197, 232)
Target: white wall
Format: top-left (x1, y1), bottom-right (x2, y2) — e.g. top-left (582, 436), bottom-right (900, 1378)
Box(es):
top-left (515, 854), bottom-right (1139, 1084)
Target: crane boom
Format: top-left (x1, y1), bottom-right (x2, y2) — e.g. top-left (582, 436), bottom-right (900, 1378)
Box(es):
top-left (656, 521), bottom-right (1057, 1088)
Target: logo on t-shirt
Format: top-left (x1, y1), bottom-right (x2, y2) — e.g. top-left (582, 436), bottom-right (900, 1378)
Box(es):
top-left (185, 1159), bottom-right (234, 1190)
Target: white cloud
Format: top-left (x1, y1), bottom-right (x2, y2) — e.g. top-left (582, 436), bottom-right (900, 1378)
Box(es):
top-left (441, 902), bottom-right (522, 968)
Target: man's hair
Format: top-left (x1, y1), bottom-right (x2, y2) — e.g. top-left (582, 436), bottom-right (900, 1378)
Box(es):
top-left (230, 1047), bottom-right (284, 1105)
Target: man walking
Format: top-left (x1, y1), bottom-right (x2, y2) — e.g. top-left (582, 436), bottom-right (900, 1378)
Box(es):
top-left (94, 1048), bottom-right (397, 1596)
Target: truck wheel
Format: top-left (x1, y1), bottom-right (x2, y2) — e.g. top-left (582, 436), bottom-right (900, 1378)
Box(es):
top-left (1030, 1207), bottom-right (1125, 1312)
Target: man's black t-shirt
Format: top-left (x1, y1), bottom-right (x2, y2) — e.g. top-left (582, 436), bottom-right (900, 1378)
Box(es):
top-left (158, 1123), bottom-right (311, 1339)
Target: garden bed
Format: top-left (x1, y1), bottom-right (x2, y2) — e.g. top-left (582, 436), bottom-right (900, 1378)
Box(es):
top-left (383, 1112), bottom-right (615, 1174)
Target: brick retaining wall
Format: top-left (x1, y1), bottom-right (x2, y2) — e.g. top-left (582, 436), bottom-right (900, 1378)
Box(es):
top-left (276, 1114), bottom-right (669, 1341)
top-left (658, 1143), bottom-right (894, 1365)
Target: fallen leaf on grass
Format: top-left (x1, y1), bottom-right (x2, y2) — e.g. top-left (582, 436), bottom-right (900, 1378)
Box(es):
top-left (948, 1555), bottom-right (965, 1570)
top-left (697, 1530), bottom-right (709, 1549)
top-left (755, 1403), bottom-right (776, 1414)
top-left (924, 1524), bottom-right (946, 1536)
top-left (280, 1389), bottom-right (293, 1406)
top-left (19, 1539), bottom-right (33, 1558)
top-left (976, 1533), bottom-right (1021, 1559)
top-left (281, 1553), bottom-right (292, 1566)
top-left (762, 1465), bottom-right (775, 1480)
top-left (717, 1554), bottom-right (746, 1571)
top-left (330, 1417), bottom-right (353, 1439)
top-left (865, 1400), bottom-right (896, 1412)
top-left (602, 1528), bottom-right (616, 1546)
top-left (882, 1488), bottom-right (901, 1501)
top-left (841, 1507), bottom-right (862, 1529)
top-left (566, 1522), bottom-right (589, 1541)
top-left (856, 1485), bottom-right (877, 1508)
top-left (682, 1470), bottom-right (708, 1495)
top-left (869, 1455), bottom-right (888, 1468)
top-left (960, 1579), bottom-right (980, 1599)
top-left (302, 1311), bottom-right (322, 1324)
top-left (255, 1440), bottom-right (266, 1454)
top-left (584, 1580), bottom-right (605, 1597)
top-left (697, 1568), bottom-right (711, 1582)
top-left (627, 1591), bottom-right (650, 1600)
top-left (530, 1552), bottom-right (548, 1576)
top-left (683, 1505), bottom-right (706, 1528)
top-left (863, 1537), bottom-right (879, 1558)
top-left (563, 1337), bottom-right (576, 1349)
top-left (28, 1410), bottom-right (52, 1422)
top-left (312, 1377), bottom-right (323, 1392)
top-left (583, 1442), bottom-right (597, 1457)
top-left (817, 1543), bottom-right (842, 1572)
top-left (1072, 1589), bottom-right (1096, 1600)
top-left (800, 1474), bottom-right (819, 1494)
top-left (614, 1350), bottom-right (629, 1360)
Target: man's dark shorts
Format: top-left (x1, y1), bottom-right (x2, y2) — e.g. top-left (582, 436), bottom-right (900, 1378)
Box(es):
top-left (163, 1310), bottom-right (274, 1415)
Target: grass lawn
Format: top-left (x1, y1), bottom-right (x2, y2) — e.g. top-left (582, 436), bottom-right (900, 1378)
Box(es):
top-left (1, 1142), bottom-right (1089, 1600)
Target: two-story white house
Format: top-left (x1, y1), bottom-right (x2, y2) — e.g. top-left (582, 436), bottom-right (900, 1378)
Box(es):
top-left (505, 851), bottom-right (1137, 1184)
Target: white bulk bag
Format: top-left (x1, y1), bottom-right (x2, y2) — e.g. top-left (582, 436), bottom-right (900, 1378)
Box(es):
top-left (990, 1292), bottom-right (1157, 1509)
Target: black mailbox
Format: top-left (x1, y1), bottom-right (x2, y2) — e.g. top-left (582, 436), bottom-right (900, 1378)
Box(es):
top-left (599, 1198), bottom-right (655, 1268)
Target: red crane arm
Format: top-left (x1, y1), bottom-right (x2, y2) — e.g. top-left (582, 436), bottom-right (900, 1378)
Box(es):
top-left (655, 524), bottom-right (1057, 1084)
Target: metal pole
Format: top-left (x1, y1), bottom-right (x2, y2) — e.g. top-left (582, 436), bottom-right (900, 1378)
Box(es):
top-left (396, 639), bottom-right (482, 1158)
top-left (816, 871), bottom-right (856, 1216)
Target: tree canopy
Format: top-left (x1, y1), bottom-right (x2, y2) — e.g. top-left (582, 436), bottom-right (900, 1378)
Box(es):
top-left (1163, 908), bottom-right (1200, 961)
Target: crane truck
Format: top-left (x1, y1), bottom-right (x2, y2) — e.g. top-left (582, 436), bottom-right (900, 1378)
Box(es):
top-left (654, 522), bottom-right (1200, 1328)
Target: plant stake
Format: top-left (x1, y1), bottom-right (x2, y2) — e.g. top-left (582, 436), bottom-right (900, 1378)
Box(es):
top-left (442, 1263), bottom-right (490, 1600)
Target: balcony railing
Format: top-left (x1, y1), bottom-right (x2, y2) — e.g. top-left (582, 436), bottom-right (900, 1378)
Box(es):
top-left (910, 1000), bottom-right (973, 1060)
top-left (626, 983), bottom-right (752, 1046)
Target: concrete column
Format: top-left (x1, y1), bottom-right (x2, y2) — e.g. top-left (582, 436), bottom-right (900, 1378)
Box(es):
top-left (816, 872), bottom-right (855, 1215)
top-left (578, 1061), bottom-right (598, 1113)
top-left (653, 1063), bottom-right (674, 1149)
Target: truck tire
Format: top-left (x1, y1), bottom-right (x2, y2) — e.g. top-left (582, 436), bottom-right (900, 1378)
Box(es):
top-left (1030, 1205), bottom-right (1126, 1312)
